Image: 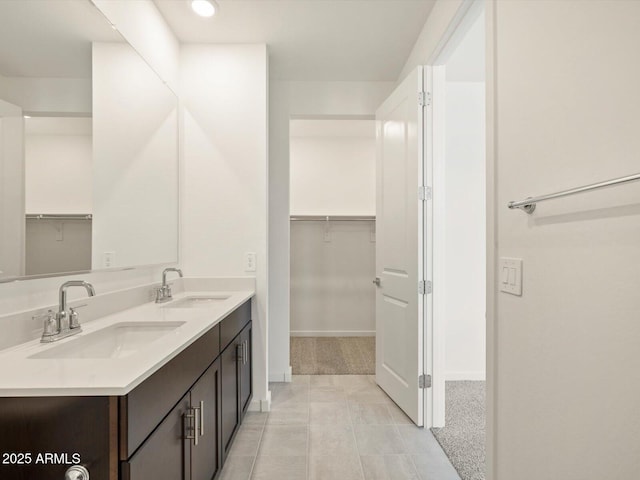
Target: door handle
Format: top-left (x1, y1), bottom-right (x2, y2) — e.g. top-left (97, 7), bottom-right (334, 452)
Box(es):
top-left (373, 277), bottom-right (381, 286)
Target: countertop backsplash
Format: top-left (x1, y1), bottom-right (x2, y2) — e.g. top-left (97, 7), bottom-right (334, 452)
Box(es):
top-left (0, 276), bottom-right (256, 351)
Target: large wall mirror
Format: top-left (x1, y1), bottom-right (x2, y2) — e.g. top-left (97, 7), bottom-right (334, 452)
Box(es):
top-left (0, 0), bottom-right (179, 282)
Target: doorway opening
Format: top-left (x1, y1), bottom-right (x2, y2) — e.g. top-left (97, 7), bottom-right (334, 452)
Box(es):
top-left (430, 3), bottom-right (487, 480)
top-left (288, 117), bottom-right (377, 375)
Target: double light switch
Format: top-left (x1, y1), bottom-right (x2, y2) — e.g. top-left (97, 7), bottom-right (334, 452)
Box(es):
top-left (499, 257), bottom-right (522, 296)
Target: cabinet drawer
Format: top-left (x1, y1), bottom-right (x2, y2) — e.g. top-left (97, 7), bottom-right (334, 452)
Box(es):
top-left (121, 324), bottom-right (220, 459)
top-left (220, 301), bottom-right (251, 351)
top-left (122, 393), bottom-right (190, 480)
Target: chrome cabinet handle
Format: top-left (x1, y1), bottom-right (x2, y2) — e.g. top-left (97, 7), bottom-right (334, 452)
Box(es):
top-left (199, 400), bottom-right (204, 437)
top-left (373, 277), bottom-right (381, 286)
top-left (243, 340), bottom-right (247, 365)
top-left (184, 407), bottom-right (199, 446)
top-left (194, 404), bottom-right (201, 445)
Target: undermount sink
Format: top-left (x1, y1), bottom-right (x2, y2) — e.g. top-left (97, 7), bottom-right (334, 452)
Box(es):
top-left (162, 295), bottom-right (231, 309)
top-left (29, 321), bottom-right (185, 360)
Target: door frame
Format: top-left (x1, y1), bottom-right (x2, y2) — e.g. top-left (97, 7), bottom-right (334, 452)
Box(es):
top-left (422, 3), bottom-right (494, 464)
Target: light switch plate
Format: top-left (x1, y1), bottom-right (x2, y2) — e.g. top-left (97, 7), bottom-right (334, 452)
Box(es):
top-left (499, 257), bottom-right (522, 296)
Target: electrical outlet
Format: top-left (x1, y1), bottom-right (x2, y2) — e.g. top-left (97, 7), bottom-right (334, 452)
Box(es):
top-left (244, 252), bottom-right (256, 272)
top-left (323, 225), bottom-right (331, 242)
top-left (55, 223), bottom-right (64, 242)
top-left (103, 252), bottom-right (115, 268)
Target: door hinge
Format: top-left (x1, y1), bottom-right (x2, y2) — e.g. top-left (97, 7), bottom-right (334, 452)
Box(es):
top-left (419, 374), bottom-right (432, 389)
top-left (418, 186), bottom-right (432, 201)
top-left (418, 91), bottom-right (431, 107)
top-left (418, 280), bottom-right (432, 295)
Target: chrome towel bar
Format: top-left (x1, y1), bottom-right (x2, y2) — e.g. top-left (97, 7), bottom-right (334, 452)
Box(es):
top-left (508, 172), bottom-right (640, 214)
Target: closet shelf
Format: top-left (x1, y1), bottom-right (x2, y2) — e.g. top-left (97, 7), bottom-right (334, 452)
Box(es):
top-left (26, 214), bottom-right (92, 220)
top-left (290, 215), bottom-right (375, 222)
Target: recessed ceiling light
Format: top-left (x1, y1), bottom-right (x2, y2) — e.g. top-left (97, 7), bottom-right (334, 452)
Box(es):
top-left (23, 115), bottom-right (31, 119)
top-left (191, 0), bottom-right (216, 17)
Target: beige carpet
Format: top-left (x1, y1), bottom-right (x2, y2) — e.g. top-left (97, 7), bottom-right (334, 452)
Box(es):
top-left (431, 381), bottom-right (486, 480)
top-left (290, 337), bottom-right (375, 374)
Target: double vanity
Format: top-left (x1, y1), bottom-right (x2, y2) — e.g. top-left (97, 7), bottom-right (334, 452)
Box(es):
top-left (0, 278), bottom-right (254, 480)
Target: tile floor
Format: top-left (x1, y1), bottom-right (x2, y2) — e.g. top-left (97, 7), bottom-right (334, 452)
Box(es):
top-left (219, 375), bottom-right (461, 480)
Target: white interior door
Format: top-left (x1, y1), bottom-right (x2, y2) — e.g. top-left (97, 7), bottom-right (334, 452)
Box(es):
top-left (375, 66), bottom-right (427, 426)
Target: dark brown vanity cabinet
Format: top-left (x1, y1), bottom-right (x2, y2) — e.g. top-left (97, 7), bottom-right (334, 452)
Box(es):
top-left (122, 360), bottom-right (222, 480)
top-left (0, 299), bottom-right (252, 480)
top-left (239, 323), bottom-right (253, 415)
top-left (123, 300), bottom-right (251, 480)
top-left (220, 307), bottom-right (253, 461)
top-left (190, 362), bottom-right (222, 480)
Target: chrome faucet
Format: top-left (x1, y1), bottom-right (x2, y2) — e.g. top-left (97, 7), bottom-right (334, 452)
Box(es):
top-left (40, 280), bottom-right (96, 343)
top-left (156, 268), bottom-right (183, 303)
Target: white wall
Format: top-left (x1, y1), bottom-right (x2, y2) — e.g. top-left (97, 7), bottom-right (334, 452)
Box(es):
top-left (180, 44), bottom-right (269, 408)
top-left (290, 220), bottom-right (375, 336)
top-left (493, 1), bottom-right (640, 478)
top-left (25, 218), bottom-right (92, 275)
top-left (24, 118), bottom-right (92, 214)
top-left (289, 119), bottom-right (376, 336)
top-left (290, 122), bottom-right (376, 215)
top-left (92, 42), bottom-right (178, 270)
top-left (269, 80), bottom-right (394, 380)
top-left (443, 81), bottom-right (485, 380)
top-left (440, 8), bottom-right (486, 381)
top-left (0, 99), bottom-right (24, 279)
top-left (92, 0), bottom-right (180, 93)
top-left (0, 73), bottom-right (91, 115)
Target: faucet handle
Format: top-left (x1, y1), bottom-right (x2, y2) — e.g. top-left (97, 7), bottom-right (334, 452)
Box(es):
top-left (68, 308), bottom-right (81, 329)
top-left (35, 310), bottom-right (58, 337)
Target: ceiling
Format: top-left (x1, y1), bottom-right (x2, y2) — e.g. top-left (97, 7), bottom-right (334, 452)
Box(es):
top-left (0, 0), bottom-right (122, 78)
top-left (154, 0), bottom-right (435, 81)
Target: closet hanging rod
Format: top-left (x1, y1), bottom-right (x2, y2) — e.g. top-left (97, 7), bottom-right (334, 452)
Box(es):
top-left (290, 215), bottom-right (375, 222)
top-left (508, 172), bottom-right (640, 214)
top-left (26, 214), bottom-right (92, 220)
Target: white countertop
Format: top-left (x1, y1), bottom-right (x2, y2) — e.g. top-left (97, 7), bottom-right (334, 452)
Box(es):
top-left (0, 290), bottom-right (254, 397)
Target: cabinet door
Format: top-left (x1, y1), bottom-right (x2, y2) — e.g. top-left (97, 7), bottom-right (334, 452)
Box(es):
top-left (220, 337), bottom-right (241, 460)
top-left (240, 322), bottom-right (252, 415)
top-left (190, 359), bottom-right (222, 480)
top-left (124, 393), bottom-right (190, 480)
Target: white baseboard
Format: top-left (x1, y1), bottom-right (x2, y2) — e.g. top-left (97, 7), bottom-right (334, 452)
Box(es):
top-left (269, 366), bottom-right (292, 383)
top-left (445, 371), bottom-right (486, 381)
top-left (290, 330), bottom-right (375, 337)
top-left (248, 390), bottom-right (271, 412)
